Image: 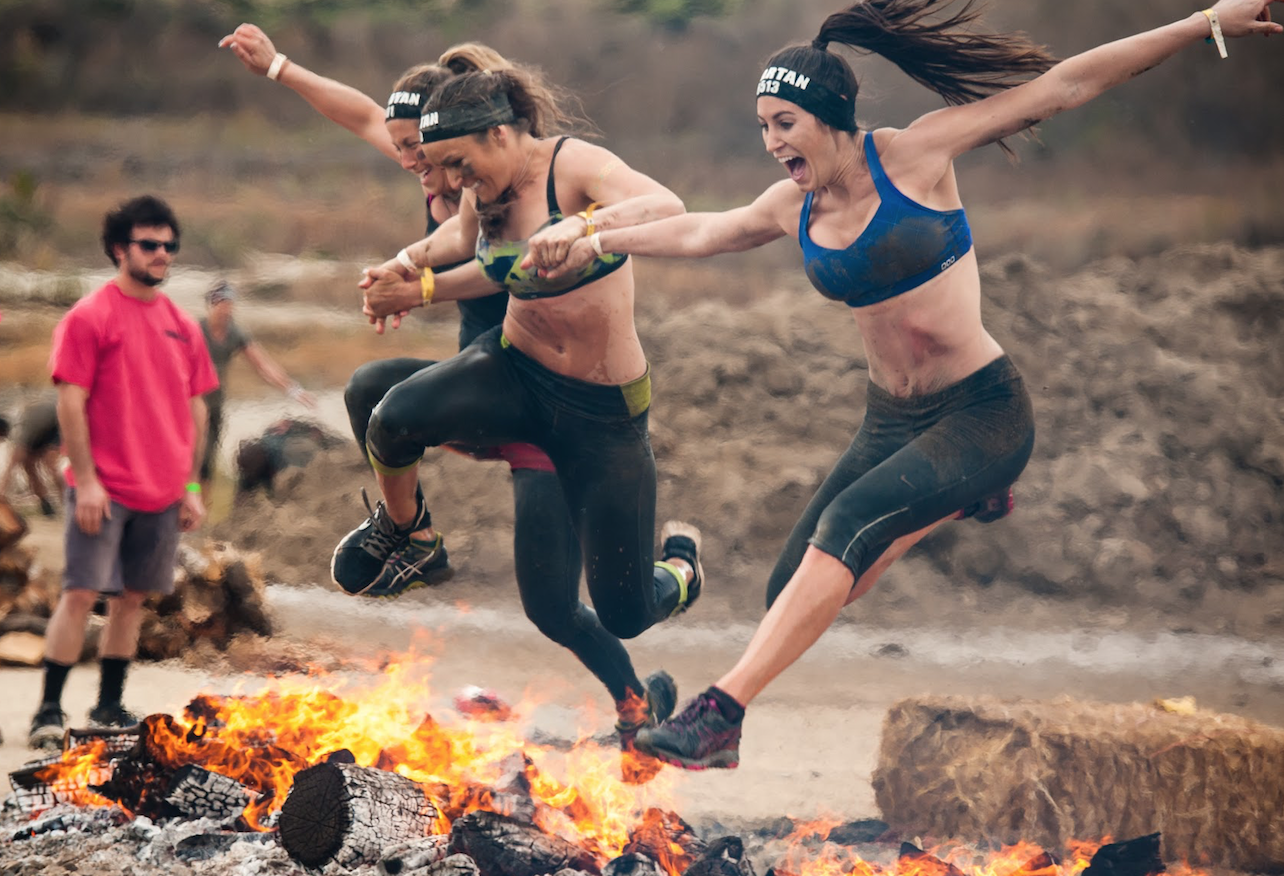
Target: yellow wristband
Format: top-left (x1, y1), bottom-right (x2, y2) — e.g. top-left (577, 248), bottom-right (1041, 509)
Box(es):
top-left (576, 202), bottom-right (600, 237)
top-left (420, 267), bottom-right (435, 306)
top-left (185, 482), bottom-right (202, 494)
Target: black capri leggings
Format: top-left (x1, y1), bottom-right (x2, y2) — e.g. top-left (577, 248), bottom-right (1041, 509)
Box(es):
top-left (365, 327), bottom-right (682, 641)
top-left (766, 355), bottom-right (1035, 607)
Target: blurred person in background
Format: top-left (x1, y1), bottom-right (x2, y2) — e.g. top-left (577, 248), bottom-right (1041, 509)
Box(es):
top-left (198, 279), bottom-right (316, 496)
top-left (220, 26), bottom-right (680, 781)
top-left (529, 0), bottom-right (1283, 770)
top-left (0, 396), bottom-right (61, 517)
top-left (29, 195), bottom-right (218, 750)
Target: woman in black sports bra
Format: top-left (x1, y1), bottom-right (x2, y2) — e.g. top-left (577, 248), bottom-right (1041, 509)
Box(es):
top-left (531, 0), bottom-right (1281, 771)
top-left (223, 28), bottom-right (683, 781)
top-left (341, 63), bottom-right (706, 781)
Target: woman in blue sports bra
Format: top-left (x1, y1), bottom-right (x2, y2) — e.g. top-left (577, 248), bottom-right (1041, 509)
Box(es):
top-left (531, 0), bottom-right (1281, 771)
top-left (344, 64), bottom-right (705, 780)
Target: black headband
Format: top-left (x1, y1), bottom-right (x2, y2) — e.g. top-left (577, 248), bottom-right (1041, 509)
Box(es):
top-left (755, 65), bottom-right (856, 133)
top-left (385, 90), bottom-right (424, 121)
top-left (420, 93), bottom-right (517, 143)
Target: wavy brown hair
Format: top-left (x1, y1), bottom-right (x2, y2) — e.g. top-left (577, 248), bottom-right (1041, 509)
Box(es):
top-left (426, 67), bottom-right (592, 237)
top-left (773, 0), bottom-right (1057, 155)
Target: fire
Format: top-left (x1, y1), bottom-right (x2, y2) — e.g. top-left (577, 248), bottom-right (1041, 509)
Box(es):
top-left (27, 651), bottom-right (679, 859)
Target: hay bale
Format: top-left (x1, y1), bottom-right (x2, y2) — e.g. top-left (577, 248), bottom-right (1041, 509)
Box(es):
top-left (872, 695), bottom-right (1284, 871)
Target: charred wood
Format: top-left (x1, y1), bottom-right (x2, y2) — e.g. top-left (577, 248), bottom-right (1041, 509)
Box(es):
top-left (378, 834), bottom-right (451, 875)
top-left (623, 808), bottom-right (707, 875)
top-left (1083, 834), bottom-right (1165, 876)
top-left (403, 852), bottom-right (485, 876)
top-left (604, 852), bottom-right (664, 876)
top-left (898, 843), bottom-right (966, 876)
top-left (448, 809), bottom-right (601, 876)
top-left (164, 763), bottom-right (259, 822)
top-left (683, 836), bottom-right (756, 876)
top-left (278, 760), bottom-right (439, 869)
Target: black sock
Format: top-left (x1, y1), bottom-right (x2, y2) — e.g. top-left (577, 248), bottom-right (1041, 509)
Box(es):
top-left (706, 685), bottom-right (745, 723)
top-left (98, 657), bottom-right (130, 707)
top-left (40, 659), bottom-right (73, 709)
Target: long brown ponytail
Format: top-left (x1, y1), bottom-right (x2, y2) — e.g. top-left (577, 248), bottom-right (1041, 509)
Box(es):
top-left (766, 0), bottom-right (1057, 153)
top-left (816, 0), bottom-right (1056, 106)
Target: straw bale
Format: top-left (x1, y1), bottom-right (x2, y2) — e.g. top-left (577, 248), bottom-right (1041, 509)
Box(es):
top-left (872, 695), bottom-right (1284, 871)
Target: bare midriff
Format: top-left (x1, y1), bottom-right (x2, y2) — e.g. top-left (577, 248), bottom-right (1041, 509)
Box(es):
top-left (852, 249), bottom-right (1005, 397)
top-left (501, 267), bottom-right (648, 386)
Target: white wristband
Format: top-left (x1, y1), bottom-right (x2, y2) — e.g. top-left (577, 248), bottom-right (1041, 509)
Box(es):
top-left (1201, 9), bottom-right (1228, 59)
top-left (286, 383), bottom-right (303, 400)
top-left (266, 53), bottom-right (288, 81)
top-left (589, 232), bottom-right (605, 257)
top-left (396, 248), bottom-right (418, 273)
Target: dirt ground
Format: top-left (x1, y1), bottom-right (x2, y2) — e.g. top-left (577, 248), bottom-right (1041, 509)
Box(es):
top-left (0, 243), bottom-right (1282, 870)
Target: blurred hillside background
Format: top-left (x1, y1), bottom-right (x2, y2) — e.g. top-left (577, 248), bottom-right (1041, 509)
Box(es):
top-left (1, 0), bottom-right (1282, 272)
top-left (0, 0), bottom-right (1282, 638)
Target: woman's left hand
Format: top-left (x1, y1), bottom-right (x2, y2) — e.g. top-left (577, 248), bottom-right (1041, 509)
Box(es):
top-left (526, 236), bottom-right (598, 281)
top-left (524, 215), bottom-right (589, 273)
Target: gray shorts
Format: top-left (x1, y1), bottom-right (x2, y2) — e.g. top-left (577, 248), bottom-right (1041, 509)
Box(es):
top-left (63, 489), bottom-right (180, 595)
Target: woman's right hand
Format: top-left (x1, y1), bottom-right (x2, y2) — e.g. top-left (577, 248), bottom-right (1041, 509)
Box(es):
top-left (1210, 0), bottom-right (1282, 36)
top-left (218, 23), bottom-right (279, 76)
top-left (361, 267), bottom-right (418, 334)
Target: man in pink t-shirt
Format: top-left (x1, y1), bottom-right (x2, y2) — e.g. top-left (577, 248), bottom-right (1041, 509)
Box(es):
top-left (28, 195), bottom-right (219, 750)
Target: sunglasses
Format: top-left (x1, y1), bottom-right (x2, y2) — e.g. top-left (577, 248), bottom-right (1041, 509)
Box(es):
top-left (130, 238), bottom-right (179, 254)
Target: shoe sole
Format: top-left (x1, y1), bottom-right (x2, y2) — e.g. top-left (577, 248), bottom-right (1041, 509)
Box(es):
top-left (365, 564), bottom-right (454, 599)
top-left (644, 747), bottom-right (739, 771)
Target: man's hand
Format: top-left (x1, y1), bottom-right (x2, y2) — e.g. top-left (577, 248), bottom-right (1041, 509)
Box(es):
top-left (74, 480), bottom-right (112, 536)
top-left (179, 491), bottom-right (206, 532)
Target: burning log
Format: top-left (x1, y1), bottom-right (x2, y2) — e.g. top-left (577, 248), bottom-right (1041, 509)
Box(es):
top-left (1082, 834), bottom-right (1164, 876)
top-left (897, 843), bottom-right (965, 876)
top-left (278, 760), bottom-right (440, 869)
top-left (378, 835), bottom-right (452, 875)
top-left (872, 695), bottom-right (1284, 872)
top-left (622, 808), bottom-right (707, 875)
top-left (448, 809), bottom-right (601, 876)
top-left (164, 763), bottom-right (260, 822)
top-left (604, 854), bottom-right (663, 876)
top-left (683, 836), bottom-right (756, 876)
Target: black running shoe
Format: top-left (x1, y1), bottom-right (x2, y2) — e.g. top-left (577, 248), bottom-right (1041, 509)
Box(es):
top-left (616, 670), bottom-right (679, 785)
top-left (28, 704), bottom-right (67, 751)
top-left (364, 532), bottom-right (453, 598)
top-left (87, 702), bottom-right (140, 729)
top-left (660, 521), bottom-right (704, 615)
top-left (331, 487), bottom-right (429, 595)
top-left (634, 690), bottom-right (741, 770)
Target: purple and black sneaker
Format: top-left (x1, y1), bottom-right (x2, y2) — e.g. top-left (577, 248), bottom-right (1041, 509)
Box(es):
top-left (633, 689), bottom-right (741, 770)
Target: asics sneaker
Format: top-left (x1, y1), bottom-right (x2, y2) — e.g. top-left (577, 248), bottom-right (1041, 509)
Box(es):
top-left (331, 487), bottom-right (429, 595)
top-left (364, 531), bottom-right (453, 598)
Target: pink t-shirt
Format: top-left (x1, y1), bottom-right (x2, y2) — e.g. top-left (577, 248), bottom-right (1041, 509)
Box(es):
top-left (51, 281), bottom-right (219, 512)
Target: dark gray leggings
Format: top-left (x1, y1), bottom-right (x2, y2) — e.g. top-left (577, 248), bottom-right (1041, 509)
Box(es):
top-left (766, 356), bottom-right (1035, 607)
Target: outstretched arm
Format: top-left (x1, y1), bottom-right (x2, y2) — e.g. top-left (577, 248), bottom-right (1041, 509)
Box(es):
top-left (522, 140), bottom-right (686, 273)
top-left (242, 343), bottom-right (318, 409)
top-left (899, 0), bottom-right (1281, 174)
top-left (219, 23), bottom-right (397, 162)
top-left (534, 180), bottom-right (798, 280)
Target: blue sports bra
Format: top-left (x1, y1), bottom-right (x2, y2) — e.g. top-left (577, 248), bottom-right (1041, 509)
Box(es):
top-left (800, 131), bottom-right (972, 307)
top-left (476, 137), bottom-right (629, 300)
